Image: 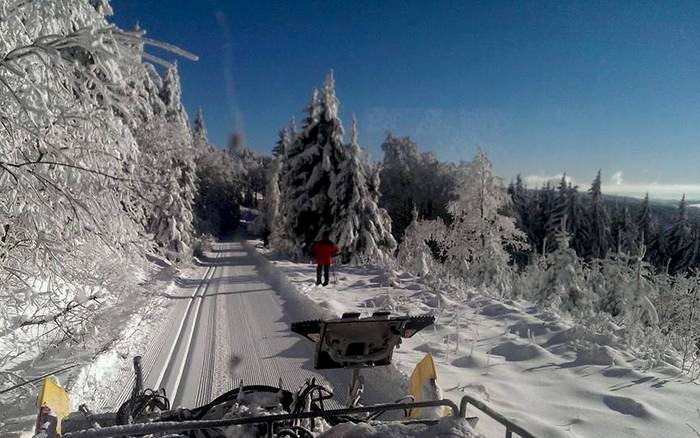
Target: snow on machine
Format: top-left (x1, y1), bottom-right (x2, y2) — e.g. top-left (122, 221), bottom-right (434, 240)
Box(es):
top-left (35, 313), bottom-right (534, 438)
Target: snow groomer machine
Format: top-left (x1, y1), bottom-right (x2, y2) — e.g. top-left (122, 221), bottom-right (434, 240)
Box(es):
top-left (43, 313), bottom-right (535, 438)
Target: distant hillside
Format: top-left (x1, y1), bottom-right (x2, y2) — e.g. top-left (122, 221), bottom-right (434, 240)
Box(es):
top-left (601, 194), bottom-right (700, 227)
top-left (521, 189), bottom-right (699, 228)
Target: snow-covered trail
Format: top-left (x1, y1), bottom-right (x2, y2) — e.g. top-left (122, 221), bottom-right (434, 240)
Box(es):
top-left (111, 241), bottom-right (349, 410)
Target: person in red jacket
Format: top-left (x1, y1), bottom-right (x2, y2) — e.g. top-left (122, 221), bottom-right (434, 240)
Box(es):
top-left (310, 232), bottom-right (339, 286)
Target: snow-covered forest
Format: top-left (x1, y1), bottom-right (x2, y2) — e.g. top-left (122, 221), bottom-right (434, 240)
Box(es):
top-left (1, 0), bottom-right (699, 435)
top-left (0, 0), bottom-right (258, 386)
top-left (254, 72), bottom-right (700, 381)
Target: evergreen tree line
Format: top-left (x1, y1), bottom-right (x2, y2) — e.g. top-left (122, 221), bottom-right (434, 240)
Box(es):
top-left (507, 172), bottom-right (700, 275)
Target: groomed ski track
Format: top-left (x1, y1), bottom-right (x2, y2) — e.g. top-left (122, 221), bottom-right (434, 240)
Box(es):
top-left (110, 240), bottom-right (354, 410)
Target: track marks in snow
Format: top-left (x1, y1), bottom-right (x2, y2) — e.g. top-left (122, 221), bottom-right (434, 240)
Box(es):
top-left (160, 243), bottom-right (345, 409)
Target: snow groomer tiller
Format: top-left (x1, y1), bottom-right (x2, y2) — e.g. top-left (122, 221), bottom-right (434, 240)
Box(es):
top-left (49, 313), bottom-right (535, 438)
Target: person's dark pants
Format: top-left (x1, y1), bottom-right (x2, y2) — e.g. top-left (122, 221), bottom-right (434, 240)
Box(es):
top-left (316, 264), bottom-right (330, 286)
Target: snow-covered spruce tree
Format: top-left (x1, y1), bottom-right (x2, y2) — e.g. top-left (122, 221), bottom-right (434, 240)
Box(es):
top-left (193, 107), bottom-right (209, 153)
top-left (507, 174), bottom-right (528, 230)
top-left (666, 195), bottom-right (692, 274)
top-left (587, 243), bottom-right (664, 362)
top-left (535, 217), bottom-right (594, 314)
top-left (275, 93), bottom-right (320, 256)
top-left (611, 205), bottom-right (639, 255)
top-left (586, 170), bottom-right (613, 259)
top-left (544, 175), bottom-right (594, 258)
top-left (565, 183), bottom-right (590, 257)
top-left (528, 182), bottom-right (557, 256)
top-left (136, 118), bottom-right (196, 261)
top-left (361, 149), bottom-right (398, 261)
top-left (272, 125), bottom-right (290, 158)
top-left (441, 150), bottom-right (529, 294)
top-left (635, 192), bottom-right (654, 252)
top-left (648, 223), bottom-right (672, 273)
top-left (680, 218), bottom-right (700, 273)
top-left (544, 174), bottom-right (571, 253)
top-left (0, 0), bottom-right (198, 376)
top-left (270, 124), bottom-right (296, 253)
top-left (251, 127), bottom-right (289, 245)
top-left (135, 65), bottom-right (197, 262)
top-left (505, 173), bottom-right (533, 266)
top-left (329, 117), bottom-right (362, 261)
top-left (590, 248), bottom-right (639, 318)
top-left (277, 73), bottom-right (346, 257)
top-left (331, 116), bottom-right (396, 263)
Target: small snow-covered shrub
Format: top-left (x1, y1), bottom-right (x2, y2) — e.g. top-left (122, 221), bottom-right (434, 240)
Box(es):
top-left (396, 212), bottom-right (446, 277)
top-left (533, 225), bottom-right (595, 314)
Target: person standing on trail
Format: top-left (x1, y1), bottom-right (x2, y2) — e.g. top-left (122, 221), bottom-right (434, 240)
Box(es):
top-left (310, 232), bottom-right (338, 286)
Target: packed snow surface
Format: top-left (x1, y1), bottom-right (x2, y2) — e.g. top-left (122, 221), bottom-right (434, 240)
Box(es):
top-left (254, 241), bottom-right (700, 438)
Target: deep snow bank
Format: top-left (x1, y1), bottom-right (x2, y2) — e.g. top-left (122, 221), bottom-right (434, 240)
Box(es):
top-left (249, 240), bottom-right (700, 438)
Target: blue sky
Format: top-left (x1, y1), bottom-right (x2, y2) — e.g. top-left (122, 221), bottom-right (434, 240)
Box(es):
top-left (111, 1), bottom-right (700, 200)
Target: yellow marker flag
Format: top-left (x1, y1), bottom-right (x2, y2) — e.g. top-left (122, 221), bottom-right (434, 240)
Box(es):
top-left (409, 353), bottom-right (448, 418)
top-left (36, 376), bottom-right (70, 437)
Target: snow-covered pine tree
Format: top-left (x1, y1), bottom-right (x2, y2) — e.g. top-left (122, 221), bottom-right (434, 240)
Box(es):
top-left (586, 170), bottom-right (613, 259)
top-left (330, 117), bottom-right (363, 261)
top-left (591, 239), bottom-right (658, 326)
top-left (505, 174), bottom-right (535, 266)
top-left (533, 182), bottom-right (557, 256)
top-left (511, 174), bottom-right (527, 217)
top-left (614, 205), bottom-right (639, 255)
top-left (276, 94), bottom-right (320, 256)
top-left (288, 116), bottom-right (298, 142)
top-left (278, 73), bottom-right (346, 256)
top-left (272, 126), bottom-right (290, 158)
top-left (535, 217), bottom-right (594, 313)
top-left (160, 63), bottom-right (188, 124)
top-left (361, 158), bottom-right (398, 262)
top-left (331, 116), bottom-right (396, 263)
top-left (666, 195), bottom-right (693, 274)
top-left (636, 192), bottom-right (654, 250)
top-left (679, 218), bottom-right (700, 272)
top-left (648, 222), bottom-right (672, 272)
top-left (565, 182), bottom-right (589, 257)
top-left (135, 64), bottom-right (197, 261)
top-left (252, 127), bottom-right (289, 245)
top-left (193, 107), bottom-right (209, 151)
top-left (137, 116), bottom-right (196, 261)
top-left (544, 174), bottom-right (570, 253)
